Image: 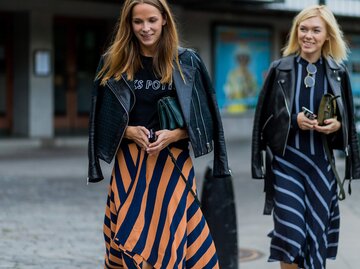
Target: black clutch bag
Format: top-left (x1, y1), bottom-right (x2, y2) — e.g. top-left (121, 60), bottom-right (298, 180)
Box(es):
top-left (317, 93), bottom-right (340, 126)
top-left (158, 96), bottom-right (185, 130)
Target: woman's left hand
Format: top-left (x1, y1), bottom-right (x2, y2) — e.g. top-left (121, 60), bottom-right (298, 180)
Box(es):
top-left (314, 117), bottom-right (341, 135)
top-left (146, 129), bottom-right (188, 156)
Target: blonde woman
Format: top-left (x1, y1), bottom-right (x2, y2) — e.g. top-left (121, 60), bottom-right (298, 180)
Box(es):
top-left (87, 0), bottom-right (231, 268)
top-left (252, 5), bottom-right (360, 269)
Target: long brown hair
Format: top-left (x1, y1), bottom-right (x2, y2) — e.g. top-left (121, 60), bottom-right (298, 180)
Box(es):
top-left (283, 5), bottom-right (348, 63)
top-left (97, 0), bottom-right (182, 85)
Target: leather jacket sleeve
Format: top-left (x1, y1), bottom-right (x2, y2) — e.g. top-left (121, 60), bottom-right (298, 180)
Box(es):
top-left (342, 66), bottom-right (360, 179)
top-left (87, 57), bottom-right (105, 183)
top-left (194, 51), bottom-right (231, 177)
top-left (251, 61), bottom-right (277, 179)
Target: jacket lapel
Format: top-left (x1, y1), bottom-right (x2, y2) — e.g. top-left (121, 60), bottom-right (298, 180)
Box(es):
top-left (107, 76), bottom-right (134, 112)
top-left (173, 63), bottom-right (196, 123)
top-left (277, 56), bottom-right (296, 112)
top-left (325, 58), bottom-right (345, 118)
top-left (325, 58), bottom-right (341, 96)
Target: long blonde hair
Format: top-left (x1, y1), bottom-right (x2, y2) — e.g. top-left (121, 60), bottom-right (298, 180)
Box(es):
top-left (97, 0), bottom-right (181, 85)
top-left (283, 5), bottom-right (348, 63)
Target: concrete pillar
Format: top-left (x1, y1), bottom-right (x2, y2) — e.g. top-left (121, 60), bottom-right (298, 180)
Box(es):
top-left (28, 10), bottom-right (53, 138)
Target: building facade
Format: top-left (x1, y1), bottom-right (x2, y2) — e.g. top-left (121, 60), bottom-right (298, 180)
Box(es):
top-left (0, 0), bottom-right (359, 139)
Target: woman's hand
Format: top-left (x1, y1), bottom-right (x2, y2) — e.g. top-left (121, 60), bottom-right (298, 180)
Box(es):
top-left (297, 112), bottom-right (318, 130)
top-left (314, 117), bottom-right (341, 135)
top-left (124, 126), bottom-right (150, 149)
top-left (146, 128), bottom-right (188, 156)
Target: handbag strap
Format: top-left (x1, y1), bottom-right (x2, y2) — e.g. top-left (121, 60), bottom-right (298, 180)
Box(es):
top-left (166, 147), bottom-right (201, 207)
top-left (322, 135), bottom-right (346, 200)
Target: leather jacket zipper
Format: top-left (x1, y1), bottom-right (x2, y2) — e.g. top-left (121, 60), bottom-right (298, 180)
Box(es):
top-left (261, 114), bottom-right (274, 141)
top-left (278, 80), bottom-right (291, 156)
top-left (339, 100), bottom-right (349, 157)
top-left (191, 99), bottom-right (205, 154)
top-left (194, 84), bottom-right (211, 152)
top-left (331, 71), bottom-right (349, 155)
top-left (190, 54), bottom-right (211, 153)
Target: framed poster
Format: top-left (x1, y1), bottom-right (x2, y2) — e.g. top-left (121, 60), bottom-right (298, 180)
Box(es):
top-left (346, 34), bottom-right (360, 131)
top-left (213, 24), bottom-right (272, 114)
top-left (347, 34), bottom-right (360, 94)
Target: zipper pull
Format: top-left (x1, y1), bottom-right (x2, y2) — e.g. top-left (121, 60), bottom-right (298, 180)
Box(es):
top-left (206, 142), bottom-right (211, 153)
top-left (345, 145), bottom-right (349, 156)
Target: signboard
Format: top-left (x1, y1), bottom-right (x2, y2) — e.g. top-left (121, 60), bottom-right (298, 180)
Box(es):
top-left (34, 49), bottom-right (51, 77)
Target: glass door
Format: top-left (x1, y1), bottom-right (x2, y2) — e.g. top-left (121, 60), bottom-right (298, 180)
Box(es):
top-left (53, 17), bottom-right (109, 135)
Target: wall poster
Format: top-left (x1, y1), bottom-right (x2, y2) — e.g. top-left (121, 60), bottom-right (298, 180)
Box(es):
top-left (213, 24), bottom-right (272, 114)
top-left (346, 34), bottom-right (360, 131)
top-left (347, 34), bottom-right (360, 94)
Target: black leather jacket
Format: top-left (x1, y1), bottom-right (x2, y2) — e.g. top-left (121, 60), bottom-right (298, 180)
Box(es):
top-left (88, 47), bottom-right (231, 182)
top-left (252, 55), bottom-right (360, 182)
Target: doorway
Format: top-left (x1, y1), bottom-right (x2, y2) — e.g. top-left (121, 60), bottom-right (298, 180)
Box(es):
top-left (0, 14), bottom-right (13, 135)
top-left (53, 17), bottom-right (110, 135)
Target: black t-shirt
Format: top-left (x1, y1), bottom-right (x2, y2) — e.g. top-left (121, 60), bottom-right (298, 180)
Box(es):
top-left (128, 55), bottom-right (176, 131)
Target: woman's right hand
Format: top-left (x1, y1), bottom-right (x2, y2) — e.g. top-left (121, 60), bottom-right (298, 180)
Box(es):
top-left (297, 112), bottom-right (318, 130)
top-left (124, 126), bottom-right (150, 149)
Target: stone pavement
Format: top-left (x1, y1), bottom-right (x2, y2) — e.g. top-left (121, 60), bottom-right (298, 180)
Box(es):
top-left (1, 137), bottom-right (360, 268)
top-left (0, 146), bottom-right (107, 269)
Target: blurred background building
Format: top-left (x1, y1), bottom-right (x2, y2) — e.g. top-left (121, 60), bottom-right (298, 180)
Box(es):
top-left (0, 0), bottom-right (359, 140)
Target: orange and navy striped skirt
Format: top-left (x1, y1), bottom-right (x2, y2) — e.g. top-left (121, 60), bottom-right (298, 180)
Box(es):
top-left (103, 142), bottom-right (219, 269)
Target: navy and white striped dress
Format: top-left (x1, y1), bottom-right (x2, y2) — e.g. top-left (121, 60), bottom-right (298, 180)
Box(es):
top-left (268, 57), bottom-right (340, 269)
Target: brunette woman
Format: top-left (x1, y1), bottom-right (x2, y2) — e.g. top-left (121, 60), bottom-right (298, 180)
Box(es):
top-left (87, 0), bottom-right (231, 268)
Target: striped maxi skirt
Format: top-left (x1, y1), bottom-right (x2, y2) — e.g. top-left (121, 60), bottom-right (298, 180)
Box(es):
top-left (103, 142), bottom-right (219, 269)
top-left (269, 145), bottom-right (340, 269)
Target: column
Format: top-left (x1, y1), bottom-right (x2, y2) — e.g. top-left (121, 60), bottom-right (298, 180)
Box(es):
top-left (28, 10), bottom-right (54, 138)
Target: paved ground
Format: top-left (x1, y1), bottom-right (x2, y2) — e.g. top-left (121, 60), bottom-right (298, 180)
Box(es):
top-left (0, 147), bottom-right (107, 269)
top-left (1, 137), bottom-right (360, 268)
